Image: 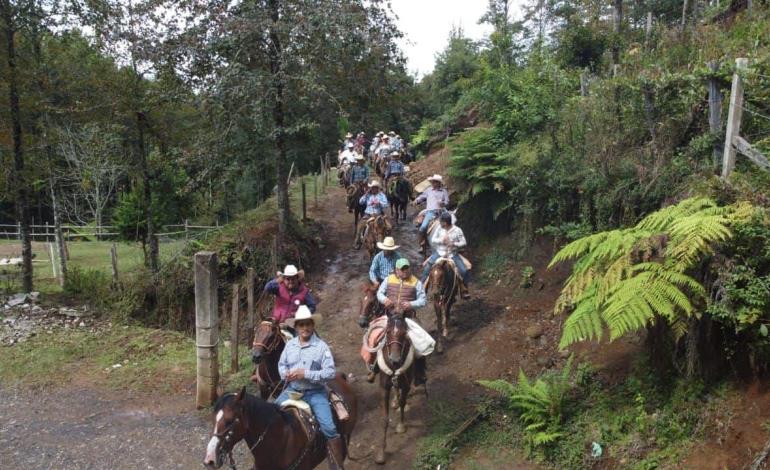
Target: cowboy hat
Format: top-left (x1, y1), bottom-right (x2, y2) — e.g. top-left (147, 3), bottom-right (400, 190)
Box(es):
top-left (355, 154), bottom-right (365, 161)
top-left (388, 131), bottom-right (396, 136)
top-left (347, 142), bottom-right (354, 148)
top-left (286, 305), bottom-right (322, 327)
top-left (377, 236), bottom-right (400, 251)
top-left (390, 151), bottom-right (400, 157)
top-left (368, 180), bottom-right (381, 188)
top-left (280, 264), bottom-right (299, 277)
top-left (428, 174), bottom-right (443, 183)
top-left (345, 132), bottom-right (353, 138)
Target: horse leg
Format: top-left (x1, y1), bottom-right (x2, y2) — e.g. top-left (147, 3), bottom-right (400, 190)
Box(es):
top-left (375, 385), bottom-right (390, 465)
top-left (434, 301), bottom-right (444, 354)
top-left (395, 383), bottom-right (409, 434)
top-left (442, 301), bottom-right (450, 339)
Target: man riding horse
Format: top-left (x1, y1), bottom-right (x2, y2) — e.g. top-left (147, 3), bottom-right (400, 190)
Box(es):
top-left (413, 174), bottom-right (449, 249)
top-left (264, 264), bottom-right (317, 326)
top-left (349, 154), bottom-right (369, 187)
top-left (421, 212), bottom-right (471, 300)
top-left (354, 180), bottom-right (390, 249)
top-left (368, 236), bottom-right (403, 286)
top-left (384, 151), bottom-right (405, 188)
top-left (275, 306), bottom-right (347, 469)
top-left (370, 258), bottom-right (432, 385)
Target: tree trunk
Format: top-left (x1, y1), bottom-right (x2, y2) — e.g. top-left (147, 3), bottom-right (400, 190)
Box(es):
top-left (49, 174), bottom-right (67, 287)
top-left (137, 111), bottom-right (159, 272)
top-left (2, 8), bottom-right (34, 292)
top-left (612, 0), bottom-right (623, 66)
top-left (268, 0), bottom-right (290, 238)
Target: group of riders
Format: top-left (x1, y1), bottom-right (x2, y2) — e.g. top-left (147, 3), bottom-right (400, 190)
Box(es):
top-left (213, 131), bottom-right (472, 470)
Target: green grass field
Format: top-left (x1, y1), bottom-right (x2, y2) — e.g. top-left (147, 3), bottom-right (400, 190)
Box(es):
top-left (0, 239), bottom-right (185, 293)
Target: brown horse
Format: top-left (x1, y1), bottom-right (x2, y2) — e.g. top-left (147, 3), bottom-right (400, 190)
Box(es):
top-left (357, 282), bottom-right (386, 329)
top-left (360, 215), bottom-right (391, 260)
top-left (374, 313), bottom-right (414, 465)
top-left (250, 319), bottom-right (287, 400)
top-left (425, 258), bottom-right (458, 354)
top-left (346, 182), bottom-right (366, 234)
top-left (204, 378), bottom-right (357, 470)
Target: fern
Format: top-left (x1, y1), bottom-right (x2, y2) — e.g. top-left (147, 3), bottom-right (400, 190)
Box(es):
top-left (551, 198), bottom-right (759, 349)
top-left (479, 356), bottom-right (574, 454)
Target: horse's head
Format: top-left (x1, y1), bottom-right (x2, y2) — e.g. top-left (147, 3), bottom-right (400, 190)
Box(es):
top-left (204, 387), bottom-right (248, 469)
top-left (251, 319), bottom-right (283, 364)
top-left (428, 259), bottom-right (453, 300)
top-left (358, 282), bottom-right (380, 328)
top-left (385, 314), bottom-right (410, 366)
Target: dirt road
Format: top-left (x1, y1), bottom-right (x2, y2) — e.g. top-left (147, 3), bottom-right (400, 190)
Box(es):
top-left (1, 183), bottom-right (557, 469)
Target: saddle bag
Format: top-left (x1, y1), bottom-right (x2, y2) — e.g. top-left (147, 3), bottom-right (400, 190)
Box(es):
top-left (329, 390), bottom-right (350, 421)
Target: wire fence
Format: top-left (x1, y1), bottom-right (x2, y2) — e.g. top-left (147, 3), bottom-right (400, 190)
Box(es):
top-left (0, 221), bottom-right (222, 241)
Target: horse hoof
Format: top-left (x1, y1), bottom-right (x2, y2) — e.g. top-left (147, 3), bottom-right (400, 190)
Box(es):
top-left (374, 449), bottom-right (386, 464)
top-left (395, 423), bottom-right (406, 434)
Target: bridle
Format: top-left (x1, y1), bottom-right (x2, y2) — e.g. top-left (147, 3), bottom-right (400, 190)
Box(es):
top-left (252, 321), bottom-right (284, 354)
top-left (431, 261), bottom-right (458, 304)
top-left (212, 408), bottom-right (278, 470)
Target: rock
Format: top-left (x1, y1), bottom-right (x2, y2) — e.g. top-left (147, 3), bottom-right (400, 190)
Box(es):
top-left (6, 294), bottom-right (28, 307)
top-left (525, 324), bottom-right (544, 339)
top-left (558, 349), bottom-right (571, 359)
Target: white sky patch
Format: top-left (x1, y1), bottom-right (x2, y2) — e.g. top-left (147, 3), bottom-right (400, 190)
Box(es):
top-left (390, 0), bottom-right (526, 78)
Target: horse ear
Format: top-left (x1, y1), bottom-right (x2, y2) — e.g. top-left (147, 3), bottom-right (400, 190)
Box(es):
top-left (237, 386), bottom-right (246, 402)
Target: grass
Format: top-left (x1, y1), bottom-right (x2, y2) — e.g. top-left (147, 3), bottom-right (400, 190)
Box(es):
top-left (0, 323), bottom-right (255, 394)
top-left (0, 239), bottom-right (186, 294)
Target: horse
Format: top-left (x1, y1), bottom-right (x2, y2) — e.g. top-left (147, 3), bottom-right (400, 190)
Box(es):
top-left (357, 281), bottom-right (386, 329)
top-left (346, 182), bottom-right (367, 234)
top-left (387, 177), bottom-right (412, 222)
top-left (250, 318), bottom-right (287, 400)
top-left (424, 258), bottom-right (458, 354)
top-left (374, 313), bottom-right (414, 465)
top-left (360, 215), bottom-right (391, 260)
top-left (204, 378), bottom-right (357, 470)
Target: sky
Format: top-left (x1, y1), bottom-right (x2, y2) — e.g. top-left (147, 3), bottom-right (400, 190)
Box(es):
top-left (389, 0), bottom-right (520, 78)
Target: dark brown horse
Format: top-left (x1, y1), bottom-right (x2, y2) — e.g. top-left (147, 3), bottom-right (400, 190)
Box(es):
top-left (250, 319), bottom-right (287, 400)
top-left (346, 182), bottom-right (366, 235)
top-left (204, 378), bottom-right (357, 470)
top-left (357, 282), bottom-right (386, 329)
top-left (387, 177), bottom-right (412, 222)
top-left (425, 258), bottom-right (458, 354)
top-left (374, 313), bottom-right (414, 465)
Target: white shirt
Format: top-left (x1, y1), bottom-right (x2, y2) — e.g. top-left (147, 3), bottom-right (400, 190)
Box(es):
top-left (430, 224), bottom-right (467, 257)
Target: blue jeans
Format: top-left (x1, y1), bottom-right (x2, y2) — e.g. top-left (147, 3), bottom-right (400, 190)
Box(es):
top-left (421, 253), bottom-right (469, 284)
top-left (420, 210), bottom-right (439, 233)
top-left (276, 387), bottom-right (339, 439)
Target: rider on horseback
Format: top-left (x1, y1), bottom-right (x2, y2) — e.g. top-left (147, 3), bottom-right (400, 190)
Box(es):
top-left (421, 212), bottom-right (471, 300)
top-left (368, 236), bottom-right (403, 285)
top-left (264, 264), bottom-right (317, 326)
top-left (349, 154), bottom-right (369, 186)
top-left (355, 180), bottom-right (389, 249)
top-left (384, 151), bottom-right (405, 188)
top-left (372, 258), bottom-right (432, 385)
top-left (413, 174), bottom-right (449, 247)
top-left (275, 306), bottom-right (346, 469)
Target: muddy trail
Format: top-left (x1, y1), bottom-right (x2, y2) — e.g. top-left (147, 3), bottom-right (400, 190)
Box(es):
top-left (1, 183), bottom-right (555, 469)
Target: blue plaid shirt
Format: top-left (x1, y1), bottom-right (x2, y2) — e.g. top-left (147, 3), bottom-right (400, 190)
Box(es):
top-left (349, 164), bottom-right (370, 183)
top-left (385, 160), bottom-right (404, 179)
top-left (278, 334), bottom-right (336, 392)
top-left (369, 250), bottom-right (403, 282)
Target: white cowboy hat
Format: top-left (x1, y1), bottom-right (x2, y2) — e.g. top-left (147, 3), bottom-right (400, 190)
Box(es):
top-left (390, 151), bottom-right (400, 157)
top-left (368, 180), bottom-right (381, 188)
top-left (280, 264), bottom-right (299, 277)
top-left (376, 236), bottom-right (400, 251)
top-left (286, 305), bottom-right (322, 327)
top-left (345, 132), bottom-right (353, 138)
top-left (428, 174), bottom-right (443, 183)
top-left (355, 154), bottom-right (365, 161)
top-left (347, 142), bottom-right (354, 148)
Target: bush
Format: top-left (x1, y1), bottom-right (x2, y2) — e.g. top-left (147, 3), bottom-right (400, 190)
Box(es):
top-left (64, 266), bottom-right (111, 307)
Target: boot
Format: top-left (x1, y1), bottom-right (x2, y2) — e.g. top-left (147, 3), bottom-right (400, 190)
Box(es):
top-left (366, 363), bottom-right (379, 383)
top-left (460, 281), bottom-right (471, 300)
top-left (326, 436), bottom-right (346, 470)
top-left (414, 357), bottom-right (427, 386)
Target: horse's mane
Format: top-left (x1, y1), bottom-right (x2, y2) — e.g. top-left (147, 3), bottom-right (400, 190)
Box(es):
top-left (215, 390), bottom-right (284, 422)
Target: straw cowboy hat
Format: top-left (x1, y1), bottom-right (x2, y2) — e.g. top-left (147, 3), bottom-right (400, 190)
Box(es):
top-left (368, 180), bottom-right (381, 188)
top-left (376, 236), bottom-right (400, 251)
top-left (355, 154), bottom-right (365, 161)
top-left (427, 174), bottom-right (443, 183)
top-left (345, 132), bottom-right (353, 138)
top-left (390, 151), bottom-right (400, 158)
top-left (286, 305), bottom-right (322, 327)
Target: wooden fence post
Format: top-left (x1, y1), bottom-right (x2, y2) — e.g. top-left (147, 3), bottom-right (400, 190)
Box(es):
top-left (48, 242), bottom-right (58, 280)
top-left (313, 172), bottom-right (318, 207)
top-left (184, 219), bottom-right (189, 241)
top-left (230, 283), bottom-right (240, 374)
top-left (110, 243), bottom-right (119, 287)
top-left (246, 268), bottom-right (256, 348)
top-left (708, 61), bottom-right (724, 169)
top-left (195, 251), bottom-right (219, 409)
top-left (301, 180), bottom-right (307, 222)
top-left (17, 222), bottom-right (21, 241)
top-left (722, 58), bottom-right (748, 179)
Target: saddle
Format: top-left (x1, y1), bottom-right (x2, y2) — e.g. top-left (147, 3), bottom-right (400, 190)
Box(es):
top-left (280, 389), bottom-right (350, 440)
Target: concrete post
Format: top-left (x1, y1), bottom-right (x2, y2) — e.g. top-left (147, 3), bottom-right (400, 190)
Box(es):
top-left (195, 251), bottom-right (219, 408)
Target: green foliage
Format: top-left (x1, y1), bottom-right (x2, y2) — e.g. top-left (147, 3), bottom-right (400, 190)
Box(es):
top-left (479, 356), bottom-right (574, 453)
top-left (64, 266), bottom-right (111, 306)
top-left (520, 266), bottom-right (535, 288)
top-left (551, 198), bottom-right (757, 348)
